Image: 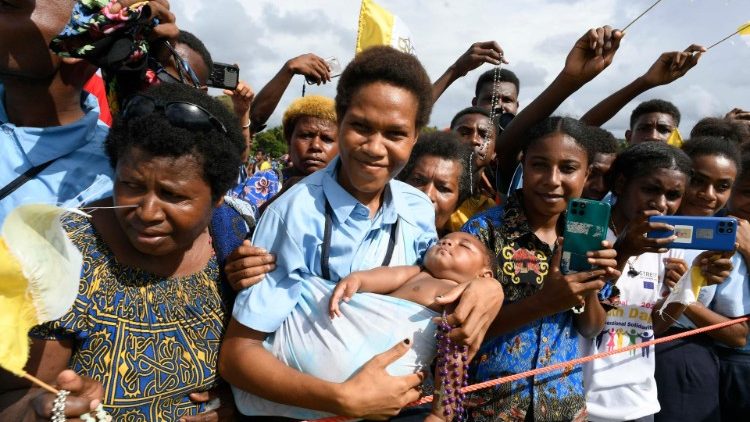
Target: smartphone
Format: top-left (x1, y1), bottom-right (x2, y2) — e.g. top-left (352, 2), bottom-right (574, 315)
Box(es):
top-left (561, 199), bottom-right (611, 274)
top-left (306, 57), bottom-right (342, 84)
top-left (207, 62), bottom-right (239, 90)
top-left (647, 215), bottom-right (737, 251)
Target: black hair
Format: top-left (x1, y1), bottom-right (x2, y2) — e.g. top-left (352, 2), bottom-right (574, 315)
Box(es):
top-left (105, 83), bottom-right (243, 203)
top-left (521, 116), bottom-right (596, 165)
top-left (449, 106), bottom-right (491, 130)
top-left (690, 117), bottom-right (748, 144)
top-left (682, 136), bottom-right (742, 173)
top-left (177, 30), bottom-right (213, 73)
top-left (586, 126), bottom-right (619, 155)
top-left (398, 131), bottom-right (474, 205)
top-left (607, 142), bottom-right (692, 194)
top-left (336, 46), bottom-right (433, 129)
top-left (629, 99), bottom-right (681, 129)
top-left (738, 152), bottom-right (750, 181)
top-left (474, 68), bottom-right (520, 98)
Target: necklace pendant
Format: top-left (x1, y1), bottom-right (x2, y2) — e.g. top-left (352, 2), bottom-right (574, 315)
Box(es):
top-left (627, 267), bottom-right (639, 277)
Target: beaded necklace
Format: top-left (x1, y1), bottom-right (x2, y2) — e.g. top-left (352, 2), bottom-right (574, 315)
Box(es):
top-left (436, 311), bottom-right (469, 420)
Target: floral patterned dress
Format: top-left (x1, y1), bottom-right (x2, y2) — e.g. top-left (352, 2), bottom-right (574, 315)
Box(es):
top-left (461, 193), bottom-right (587, 422)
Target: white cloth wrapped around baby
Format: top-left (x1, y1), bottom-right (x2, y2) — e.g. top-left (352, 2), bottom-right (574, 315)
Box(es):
top-left (232, 275), bottom-right (439, 420)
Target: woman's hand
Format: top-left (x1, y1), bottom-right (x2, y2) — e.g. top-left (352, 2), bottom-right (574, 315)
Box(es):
top-left (615, 210), bottom-right (676, 258)
top-left (338, 340), bottom-right (425, 419)
top-left (329, 275), bottom-right (362, 318)
top-left (663, 257), bottom-right (688, 289)
top-left (224, 79), bottom-right (255, 124)
top-left (536, 238), bottom-right (611, 313)
top-left (285, 53), bottom-right (332, 85)
top-left (224, 240), bottom-right (276, 291)
top-left (562, 25), bottom-right (623, 84)
top-left (692, 250), bottom-right (734, 285)
top-left (433, 277), bottom-right (504, 359)
top-left (110, 0), bottom-right (178, 41)
top-left (30, 370), bottom-right (103, 421)
top-left (181, 387), bottom-right (235, 422)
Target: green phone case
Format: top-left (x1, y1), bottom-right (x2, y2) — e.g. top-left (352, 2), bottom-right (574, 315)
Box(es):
top-left (561, 198), bottom-right (611, 274)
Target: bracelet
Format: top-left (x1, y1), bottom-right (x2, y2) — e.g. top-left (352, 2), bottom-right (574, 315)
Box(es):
top-left (242, 121), bottom-right (251, 129)
top-left (51, 389), bottom-right (69, 422)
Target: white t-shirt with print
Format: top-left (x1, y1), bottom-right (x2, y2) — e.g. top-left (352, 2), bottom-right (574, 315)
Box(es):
top-left (582, 229), bottom-right (683, 422)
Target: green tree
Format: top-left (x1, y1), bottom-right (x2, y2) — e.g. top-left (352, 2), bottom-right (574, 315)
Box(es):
top-left (252, 126), bottom-right (287, 158)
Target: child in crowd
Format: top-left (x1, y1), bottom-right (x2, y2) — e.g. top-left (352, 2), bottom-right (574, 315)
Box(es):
top-left (328, 231), bottom-right (496, 421)
top-left (329, 231), bottom-right (495, 317)
top-left (654, 136), bottom-right (741, 421)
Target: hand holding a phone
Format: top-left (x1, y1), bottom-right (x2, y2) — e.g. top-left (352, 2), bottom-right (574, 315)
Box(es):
top-left (615, 210), bottom-right (676, 259)
top-left (539, 238), bottom-right (617, 313)
top-left (286, 53), bottom-right (332, 85)
top-left (224, 79), bottom-right (255, 123)
top-left (109, 0), bottom-right (178, 41)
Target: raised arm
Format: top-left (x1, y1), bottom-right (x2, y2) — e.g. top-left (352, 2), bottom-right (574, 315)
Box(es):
top-left (496, 26), bottom-right (623, 186)
top-left (431, 41), bottom-right (506, 103)
top-left (580, 44), bottom-right (705, 127)
top-left (249, 53), bottom-right (331, 133)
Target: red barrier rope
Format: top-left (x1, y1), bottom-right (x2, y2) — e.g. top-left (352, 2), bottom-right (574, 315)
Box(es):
top-left (306, 316), bottom-right (749, 422)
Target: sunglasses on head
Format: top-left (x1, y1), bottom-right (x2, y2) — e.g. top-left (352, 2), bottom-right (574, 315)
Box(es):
top-left (156, 41), bottom-right (202, 89)
top-left (122, 95), bottom-right (228, 134)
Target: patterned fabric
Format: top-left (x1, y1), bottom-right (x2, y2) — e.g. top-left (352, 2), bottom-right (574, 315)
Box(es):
top-left (52, 1), bottom-right (151, 64)
top-left (228, 169), bottom-right (281, 219)
top-left (461, 192), bottom-right (587, 422)
top-left (29, 213), bottom-right (228, 421)
top-left (51, 1), bottom-right (164, 114)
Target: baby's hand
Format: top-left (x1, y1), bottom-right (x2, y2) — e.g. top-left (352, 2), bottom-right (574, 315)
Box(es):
top-left (329, 276), bottom-right (362, 318)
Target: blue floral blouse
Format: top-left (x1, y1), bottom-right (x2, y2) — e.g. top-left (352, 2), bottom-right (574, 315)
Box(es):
top-left (461, 193), bottom-right (587, 422)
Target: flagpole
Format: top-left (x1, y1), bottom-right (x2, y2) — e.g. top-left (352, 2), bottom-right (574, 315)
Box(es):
top-left (707, 23), bottom-right (750, 50)
top-left (622, 0), bottom-right (664, 32)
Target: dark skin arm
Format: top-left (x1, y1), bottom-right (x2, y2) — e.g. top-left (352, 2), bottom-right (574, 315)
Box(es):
top-left (329, 266), bottom-right (422, 318)
top-left (580, 45), bottom-right (705, 126)
top-left (652, 251), bottom-right (736, 337)
top-left (432, 41), bottom-right (507, 103)
top-left (495, 26), bottom-right (623, 187)
top-left (486, 239), bottom-right (618, 340)
top-left (249, 54), bottom-right (331, 132)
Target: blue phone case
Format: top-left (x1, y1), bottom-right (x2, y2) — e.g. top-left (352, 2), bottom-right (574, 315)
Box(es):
top-left (647, 215), bottom-right (737, 251)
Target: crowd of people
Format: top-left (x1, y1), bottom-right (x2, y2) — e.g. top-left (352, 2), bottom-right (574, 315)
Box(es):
top-left (1, 1), bottom-right (749, 422)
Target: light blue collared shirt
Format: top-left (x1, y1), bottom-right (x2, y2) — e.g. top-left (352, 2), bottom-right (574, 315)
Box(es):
top-left (232, 157), bottom-right (438, 333)
top-left (0, 83), bottom-right (113, 223)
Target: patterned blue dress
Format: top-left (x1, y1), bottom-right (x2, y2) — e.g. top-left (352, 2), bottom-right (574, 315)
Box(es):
top-left (461, 193), bottom-right (587, 422)
top-left (30, 213), bottom-right (228, 421)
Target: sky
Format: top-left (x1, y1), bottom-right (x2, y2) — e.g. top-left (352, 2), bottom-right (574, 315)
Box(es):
top-left (172, 0), bottom-right (750, 139)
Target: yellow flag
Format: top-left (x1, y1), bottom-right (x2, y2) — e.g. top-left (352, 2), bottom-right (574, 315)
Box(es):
top-left (356, 0), bottom-right (416, 55)
top-left (0, 205), bottom-right (82, 376)
top-left (739, 22), bottom-right (750, 36)
top-left (667, 128), bottom-right (683, 148)
top-left (0, 239), bottom-right (36, 376)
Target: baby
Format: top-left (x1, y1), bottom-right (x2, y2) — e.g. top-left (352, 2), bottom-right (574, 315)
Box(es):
top-left (329, 231), bottom-right (496, 421)
top-left (233, 232), bottom-right (496, 421)
top-left (330, 231), bottom-right (496, 316)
